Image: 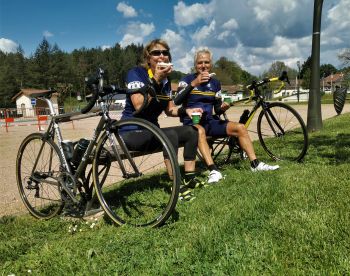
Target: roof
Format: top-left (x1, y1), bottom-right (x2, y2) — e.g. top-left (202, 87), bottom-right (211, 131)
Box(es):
top-left (11, 89), bottom-right (53, 101)
top-left (323, 73), bottom-right (344, 84)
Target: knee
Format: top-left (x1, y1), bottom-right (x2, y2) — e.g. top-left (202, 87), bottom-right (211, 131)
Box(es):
top-left (163, 129), bottom-right (178, 145)
top-left (236, 123), bottom-right (248, 136)
top-left (196, 125), bottom-right (206, 139)
top-left (228, 122), bottom-right (247, 136)
top-left (185, 126), bottom-right (199, 146)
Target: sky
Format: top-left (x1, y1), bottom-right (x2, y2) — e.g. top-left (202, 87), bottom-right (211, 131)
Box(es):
top-left (0, 0), bottom-right (349, 76)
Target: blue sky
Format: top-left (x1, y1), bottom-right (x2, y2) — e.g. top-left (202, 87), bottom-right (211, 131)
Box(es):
top-left (1, 0), bottom-right (349, 75)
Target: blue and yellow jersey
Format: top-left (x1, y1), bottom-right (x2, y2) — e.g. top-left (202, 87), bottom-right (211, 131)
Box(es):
top-left (178, 73), bottom-right (222, 123)
top-left (121, 66), bottom-right (172, 127)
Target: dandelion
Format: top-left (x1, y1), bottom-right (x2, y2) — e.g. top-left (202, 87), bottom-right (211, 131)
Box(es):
top-left (28, 269), bottom-right (32, 273)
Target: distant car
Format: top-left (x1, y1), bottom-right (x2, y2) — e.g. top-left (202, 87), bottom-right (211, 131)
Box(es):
top-left (113, 94), bottom-right (126, 109)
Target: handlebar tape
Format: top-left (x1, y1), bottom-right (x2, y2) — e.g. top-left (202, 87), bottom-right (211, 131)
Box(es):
top-left (81, 84), bottom-right (99, 114)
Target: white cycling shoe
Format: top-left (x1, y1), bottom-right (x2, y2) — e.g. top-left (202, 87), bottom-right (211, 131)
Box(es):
top-left (251, 162), bottom-right (280, 172)
top-left (208, 170), bottom-right (223, 184)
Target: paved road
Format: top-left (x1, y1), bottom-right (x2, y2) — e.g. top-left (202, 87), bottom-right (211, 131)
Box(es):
top-left (0, 104), bottom-right (348, 217)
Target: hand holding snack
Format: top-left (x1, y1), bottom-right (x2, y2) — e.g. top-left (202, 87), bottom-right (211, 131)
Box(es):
top-left (154, 62), bottom-right (173, 83)
top-left (157, 62), bottom-right (173, 69)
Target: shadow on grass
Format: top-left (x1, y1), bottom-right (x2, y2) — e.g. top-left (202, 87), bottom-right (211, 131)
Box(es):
top-left (308, 132), bottom-right (350, 165)
top-left (99, 172), bottom-right (180, 227)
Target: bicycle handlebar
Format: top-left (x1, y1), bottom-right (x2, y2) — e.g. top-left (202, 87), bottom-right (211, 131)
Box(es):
top-left (82, 68), bottom-right (127, 114)
top-left (246, 71), bottom-right (290, 91)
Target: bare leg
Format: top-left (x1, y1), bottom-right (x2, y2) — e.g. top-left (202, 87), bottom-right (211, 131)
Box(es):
top-left (164, 159), bottom-right (196, 179)
top-left (194, 124), bottom-right (215, 167)
top-left (184, 160), bottom-right (195, 172)
top-left (164, 159), bottom-right (173, 180)
top-left (226, 121), bottom-right (257, 161)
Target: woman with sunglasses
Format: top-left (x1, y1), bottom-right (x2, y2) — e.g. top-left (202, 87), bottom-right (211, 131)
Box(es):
top-left (174, 47), bottom-right (280, 172)
top-left (120, 39), bottom-right (217, 201)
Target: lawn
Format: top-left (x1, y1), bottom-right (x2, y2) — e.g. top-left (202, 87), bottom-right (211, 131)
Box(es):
top-left (1, 113), bottom-right (350, 275)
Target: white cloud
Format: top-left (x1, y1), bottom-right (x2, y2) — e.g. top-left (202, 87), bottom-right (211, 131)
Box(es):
top-left (252, 0), bottom-right (297, 22)
top-left (116, 2), bottom-right (137, 18)
top-left (222, 18), bottom-right (238, 30)
top-left (114, 0), bottom-right (348, 75)
top-left (120, 34), bottom-right (143, 47)
top-left (217, 30), bottom-right (231, 41)
top-left (101, 45), bottom-right (112, 50)
top-left (120, 22), bottom-right (155, 47)
top-left (43, 30), bottom-right (53, 38)
top-left (0, 38), bottom-right (18, 53)
top-left (174, 1), bottom-right (213, 26)
top-left (192, 20), bottom-right (216, 44)
top-left (175, 47), bottom-right (197, 73)
top-left (161, 29), bottom-right (185, 55)
top-left (254, 36), bottom-right (300, 58)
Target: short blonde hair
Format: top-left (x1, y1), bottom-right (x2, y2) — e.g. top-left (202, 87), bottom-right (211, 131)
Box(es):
top-left (193, 47), bottom-right (213, 67)
top-left (141, 39), bottom-right (172, 69)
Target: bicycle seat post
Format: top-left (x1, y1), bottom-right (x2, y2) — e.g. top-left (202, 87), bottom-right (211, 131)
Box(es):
top-left (42, 97), bottom-right (57, 117)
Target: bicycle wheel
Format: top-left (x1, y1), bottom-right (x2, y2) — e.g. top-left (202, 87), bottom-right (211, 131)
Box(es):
top-left (333, 87), bottom-right (347, 115)
top-left (16, 133), bottom-right (64, 219)
top-left (93, 118), bottom-right (181, 227)
top-left (257, 102), bottom-right (308, 162)
top-left (196, 136), bottom-right (238, 165)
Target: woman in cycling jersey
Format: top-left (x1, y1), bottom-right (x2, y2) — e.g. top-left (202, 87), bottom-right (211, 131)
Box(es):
top-left (174, 47), bottom-right (280, 172)
top-left (120, 39), bottom-right (220, 201)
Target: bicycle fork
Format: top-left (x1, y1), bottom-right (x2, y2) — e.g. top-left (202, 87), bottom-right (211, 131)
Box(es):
top-left (261, 103), bottom-right (285, 137)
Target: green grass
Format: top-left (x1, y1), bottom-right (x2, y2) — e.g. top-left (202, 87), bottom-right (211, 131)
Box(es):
top-left (2, 113), bottom-right (350, 274)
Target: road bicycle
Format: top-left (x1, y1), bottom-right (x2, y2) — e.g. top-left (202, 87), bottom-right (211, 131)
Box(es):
top-left (197, 71), bottom-right (309, 164)
top-left (16, 68), bottom-right (181, 227)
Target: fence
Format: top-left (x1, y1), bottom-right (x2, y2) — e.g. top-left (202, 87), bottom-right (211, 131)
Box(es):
top-left (0, 107), bottom-right (67, 132)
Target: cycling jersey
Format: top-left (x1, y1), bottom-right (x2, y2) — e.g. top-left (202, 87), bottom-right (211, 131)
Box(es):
top-left (177, 73), bottom-right (222, 125)
top-left (121, 66), bottom-right (172, 128)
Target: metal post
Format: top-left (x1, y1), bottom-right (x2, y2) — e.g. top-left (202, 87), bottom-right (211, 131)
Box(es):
top-left (297, 61), bottom-right (301, 103)
top-left (322, 73), bottom-right (325, 92)
top-left (330, 73), bottom-right (333, 92)
top-left (307, 0), bottom-right (323, 132)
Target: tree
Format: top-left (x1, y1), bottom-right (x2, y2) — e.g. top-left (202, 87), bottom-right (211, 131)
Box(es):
top-left (32, 38), bottom-right (52, 88)
top-left (320, 63), bottom-right (337, 78)
top-left (240, 70), bottom-right (256, 86)
top-left (213, 57), bottom-right (242, 85)
top-left (338, 48), bottom-right (350, 65)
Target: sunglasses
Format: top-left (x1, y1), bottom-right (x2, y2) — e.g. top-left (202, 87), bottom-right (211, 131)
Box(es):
top-left (149, 50), bottom-right (170, 57)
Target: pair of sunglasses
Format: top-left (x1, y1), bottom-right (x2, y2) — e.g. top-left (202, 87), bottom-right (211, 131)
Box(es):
top-left (149, 50), bottom-right (170, 57)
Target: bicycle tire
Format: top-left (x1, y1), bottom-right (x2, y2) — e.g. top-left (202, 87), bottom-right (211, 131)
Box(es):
top-left (196, 136), bottom-right (237, 165)
top-left (257, 102), bottom-right (308, 162)
top-left (93, 118), bottom-right (181, 227)
top-left (16, 133), bottom-right (64, 219)
top-left (333, 87), bottom-right (347, 115)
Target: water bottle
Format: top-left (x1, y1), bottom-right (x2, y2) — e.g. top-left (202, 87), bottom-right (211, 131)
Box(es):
top-left (61, 140), bottom-right (74, 161)
top-left (239, 109), bottom-right (250, 124)
top-left (71, 138), bottom-right (90, 167)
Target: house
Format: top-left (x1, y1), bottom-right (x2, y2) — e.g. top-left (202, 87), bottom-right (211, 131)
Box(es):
top-left (322, 72), bottom-right (345, 93)
top-left (11, 88), bottom-right (59, 117)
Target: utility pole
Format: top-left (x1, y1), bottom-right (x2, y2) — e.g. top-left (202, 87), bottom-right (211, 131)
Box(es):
top-left (307, 0), bottom-right (323, 132)
top-left (322, 73), bottom-right (325, 92)
top-left (297, 61), bottom-right (301, 103)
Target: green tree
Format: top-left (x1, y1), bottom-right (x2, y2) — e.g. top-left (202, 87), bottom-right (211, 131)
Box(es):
top-left (213, 57), bottom-right (242, 85)
top-left (320, 63), bottom-right (337, 78)
top-left (0, 50), bottom-right (23, 107)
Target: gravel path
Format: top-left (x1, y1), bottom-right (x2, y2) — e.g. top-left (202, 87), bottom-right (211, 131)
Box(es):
top-left (1, 104), bottom-right (348, 217)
